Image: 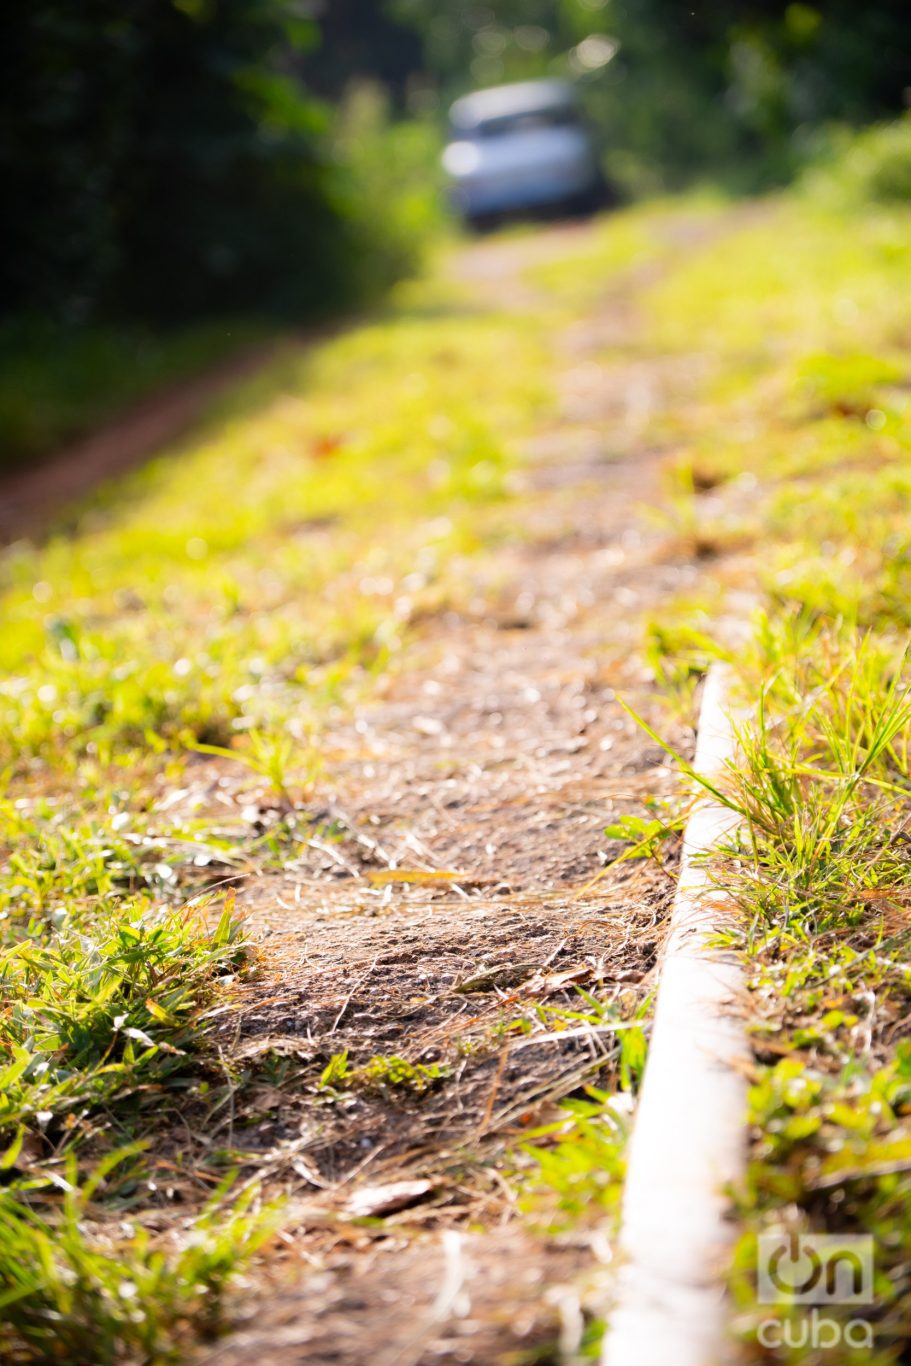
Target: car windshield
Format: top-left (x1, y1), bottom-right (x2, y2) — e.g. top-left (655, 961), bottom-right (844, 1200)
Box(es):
top-left (474, 106), bottom-right (579, 138)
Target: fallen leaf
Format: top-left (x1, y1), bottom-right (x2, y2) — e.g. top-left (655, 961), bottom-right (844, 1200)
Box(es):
top-left (368, 868), bottom-right (466, 886)
top-left (456, 962), bottom-right (540, 993)
top-left (526, 965), bottom-right (595, 995)
top-left (345, 1179), bottom-right (433, 1219)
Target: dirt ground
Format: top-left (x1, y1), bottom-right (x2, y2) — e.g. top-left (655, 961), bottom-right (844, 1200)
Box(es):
top-left (171, 220), bottom-right (725, 1364)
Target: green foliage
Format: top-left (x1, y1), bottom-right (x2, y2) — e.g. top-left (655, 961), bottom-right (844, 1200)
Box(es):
top-left (395, 2), bottom-right (911, 195)
top-left (318, 1051), bottom-right (352, 1091)
top-left (3, 2), bottom-right (336, 323)
top-left (333, 83), bottom-right (449, 296)
top-left (0, 1), bottom-right (436, 333)
top-left (803, 114), bottom-right (911, 206)
top-left (520, 1089), bottom-right (629, 1228)
top-left (0, 318), bottom-right (263, 469)
top-left (357, 1054), bottom-right (448, 1094)
top-left (603, 813), bottom-right (677, 863)
top-left (0, 897), bottom-right (244, 1149)
top-left (191, 727), bottom-right (321, 809)
top-left (318, 1050), bottom-right (447, 1096)
top-left (0, 1153), bottom-right (275, 1365)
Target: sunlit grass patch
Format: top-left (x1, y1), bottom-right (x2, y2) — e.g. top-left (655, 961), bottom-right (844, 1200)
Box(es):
top-left (714, 632), bottom-right (911, 1356)
top-left (520, 1088), bottom-right (630, 1230)
top-left (0, 1152), bottom-right (275, 1365)
top-left (0, 287), bottom-right (550, 771)
top-left (648, 199), bottom-right (911, 361)
top-left (637, 182), bottom-right (911, 1354)
top-left (0, 895), bottom-right (245, 1153)
top-left (524, 197), bottom-right (727, 312)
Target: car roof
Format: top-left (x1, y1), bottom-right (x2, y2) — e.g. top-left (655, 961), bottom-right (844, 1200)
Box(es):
top-left (448, 80), bottom-right (577, 132)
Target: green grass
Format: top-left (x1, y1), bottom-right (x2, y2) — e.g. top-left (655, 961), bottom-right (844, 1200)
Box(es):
top-left (0, 291), bottom-right (551, 768)
top-left (0, 319), bottom-right (265, 471)
top-left (717, 633), bottom-right (911, 1361)
top-left (0, 1151), bottom-right (275, 1365)
top-left (632, 169), bottom-right (911, 1358)
top-left (524, 194), bottom-right (726, 311)
top-left (0, 209), bottom-right (679, 1358)
top-left (0, 896), bottom-right (244, 1151)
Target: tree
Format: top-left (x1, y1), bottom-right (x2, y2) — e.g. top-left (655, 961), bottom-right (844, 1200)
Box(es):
top-left (0, 0), bottom-right (356, 323)
top-left (391, 1), bottom-right (911, 191)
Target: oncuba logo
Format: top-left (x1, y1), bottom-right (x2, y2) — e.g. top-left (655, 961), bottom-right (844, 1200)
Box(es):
top-left (757, 1232), bottom-right (875, 1353)
top-left (758, 1232), bottom-right (874, 1306)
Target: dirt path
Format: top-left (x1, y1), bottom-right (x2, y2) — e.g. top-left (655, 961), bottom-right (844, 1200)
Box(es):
top-left (0, 339), bottom-right (287, 540)
top-left (185, 220), bottom-right (721, 1363)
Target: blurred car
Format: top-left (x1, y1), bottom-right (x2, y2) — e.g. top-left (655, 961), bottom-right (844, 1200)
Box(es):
top-left (442, 79), bottom-right (605, 228)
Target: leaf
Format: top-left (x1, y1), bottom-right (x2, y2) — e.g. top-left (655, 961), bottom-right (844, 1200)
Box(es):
top-left (319, 1050), bottom-right (350, 1089)
top-left (616, 694), bottom-right (746, 817)
top-left (144, 998), bottom-right (172, 1024)
top-left (0, 1046), bottom-right (32, 1091)
top-left (367, 868), bottom-right (467, 886)
top-left (0, 1128), bottom-right (25, 1171)
top-left (345, 1180), bottom-right (433, 1219)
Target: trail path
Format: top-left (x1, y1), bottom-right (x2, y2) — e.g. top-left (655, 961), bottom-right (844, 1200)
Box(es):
top-left (0, 340), bottom-right (284, 540)
top-left (192, 217), bottom-right (731, 1364)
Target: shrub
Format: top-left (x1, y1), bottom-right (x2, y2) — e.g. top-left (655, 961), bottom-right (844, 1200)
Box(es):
top-left (802, 115), bottom-right (911, 205)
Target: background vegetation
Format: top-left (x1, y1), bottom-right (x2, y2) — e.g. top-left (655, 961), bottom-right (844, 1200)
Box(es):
top-left (392, 1), bottom-right (911, 194)
top-left (2, 1), bottom-right (910, 469)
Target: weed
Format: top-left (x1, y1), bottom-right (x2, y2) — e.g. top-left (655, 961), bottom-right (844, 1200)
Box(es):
top-left (357, 1054), bottom-right (448, 1095)
top-left (191, 726), bottom-right (322, 810)
top-left (318, 1050), bottom-right (447, 1097)
top-left (0, 895), bottom-right (244, 1151)
top-left (604, 810), bottom-right (679, 862)
top-left (520, 1089), bottom-right (630, 1230)
top-left (0, 1150), bottom-right (276, 1365)
top-left (318, 1051), bottom-right (352, 1092)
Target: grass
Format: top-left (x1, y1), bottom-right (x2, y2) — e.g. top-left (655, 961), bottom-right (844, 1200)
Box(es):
top-left (521, 196), bottom-right (725, 308)
top-left (0, 206), bottom-right (681, 1358)
top-left (0, 896), bottom-right (244, 1151)
top-left (717, 634), bottom-right (911, 1360)
top-left (520, 1087), bottom-right (630, 1230)
top-left (630, 160), bottom-right (911, 1357)
top-left (0, 318), bottom-right (265, 472)
top-left (0, 290), bottom-right (551, 766)
top-left (0, 1152), bottom-right (275, 1365)
top-left (318, 1050), bottom-right (448, 1095)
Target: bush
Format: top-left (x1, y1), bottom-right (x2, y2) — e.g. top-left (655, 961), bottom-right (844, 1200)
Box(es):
top-left (0, 3), bottom-right (437, 329)
top-left (333, 84), bottom-right (448, 299)
top-left (802, 115), bottom-right (911, 205)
